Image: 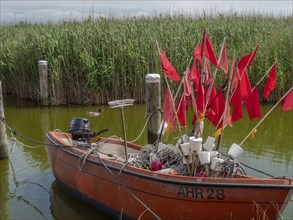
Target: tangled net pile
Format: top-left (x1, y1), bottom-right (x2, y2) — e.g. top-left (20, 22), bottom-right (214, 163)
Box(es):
top-left (127, 143), bottom-right (189, 176)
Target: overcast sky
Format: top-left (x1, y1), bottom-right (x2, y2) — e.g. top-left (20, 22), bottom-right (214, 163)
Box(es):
top-left (0, 1), bottom-right (292, 25)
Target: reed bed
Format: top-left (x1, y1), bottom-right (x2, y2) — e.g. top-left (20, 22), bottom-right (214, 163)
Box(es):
top-left (0, 14), bottom-right (292, 105)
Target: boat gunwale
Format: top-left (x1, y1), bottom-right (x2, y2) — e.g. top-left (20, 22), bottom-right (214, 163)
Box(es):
top-left (46, 132), bottom-right (293, 190)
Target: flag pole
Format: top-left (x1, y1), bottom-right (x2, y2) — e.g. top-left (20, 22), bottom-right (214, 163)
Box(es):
top-left (212, 45), bottom-right (259, 134)
top-left (212, 60), bottom-right (277, 135)
top-left (203, 37), bottom-right (227, 115)
top-left (173, 57), bottom-right (193, 101)
top-left (192, 30), bottom-right (207, 137)
top-left (252, 61), bottom-right (277, 92)
top-left (239, 87), bottom-right (293, 146)
top-left (156, 40), bottom-right (182, 134)
top-left (215, 53), bottom-right (237, 152)
top-left (229, 44), bottom-right (258, 99)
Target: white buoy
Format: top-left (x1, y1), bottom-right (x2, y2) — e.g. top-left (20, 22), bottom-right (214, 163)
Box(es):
top-left (228, 143), bottom-right (244, 159)
top-left (180, 143), bottom-right (191, 156)
top-left (189, 136), bottom-right (202, 152)
top-left (203, 136), bottom-right (215, 151)
top-left (198, 151), bottom-right (211, 165)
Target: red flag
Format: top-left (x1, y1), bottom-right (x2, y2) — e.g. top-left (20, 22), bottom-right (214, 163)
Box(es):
top-left (263, 64), bottom-right (277, 98)
top-left (177, 94), bottom-right (186, 126)
top-left (238, 45), bottom-right (259, 71)
top-left (205, 78), bottom-right (216, 107)
top-left (282, 89), bottom-right (293, 111)
top-left (192, 43), bottom-right (202, 65)
top-left (245, 87), bottom-right (262, 120)
top-left (162, 90), bottom-right (174, 123)
top-left (183, 69), bottom-right (193, 96)
top-left (206, 89), bottom-right (225, 128)
top-left (218, 39), bottom-right (228, 74)
top-left (231, 84), bottom-right (243, 122)
top-left (241, 71), bottom-right (253, 98)
top-left (203, 34), bottom-right (218, 67)
top-left (159, 50), bottom-right (180, 81)
top-left (204, 60), bottom-right (212, 85)
top-left (196, 83), bottom-right (205, 115)
top-left (224, 103), bottom-right (232, 127)
top-left (189, 61), bottom-right (201, 92)
top-left (230, 70), bottom-right (252, 105)
top-left (185, 94), bottom-right (191, 112)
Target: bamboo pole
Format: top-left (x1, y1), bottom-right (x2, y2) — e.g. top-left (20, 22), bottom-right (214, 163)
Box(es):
top-left (145, 74), bottom-right (161, 144)
top-left (213, 60), bottom-right (277, 135)
top-left (193, 30), bottom-right (207, 137)
top-left (39, 60), bottom-right (49, 106)
top-left (156, 41), bottom-right (182, 134)
top-left (239, 87), bottom-right (293, 146)
top-left (0, 81), bottom-right (8, 159)
top-left (216, 53), bottom-right (237, 152)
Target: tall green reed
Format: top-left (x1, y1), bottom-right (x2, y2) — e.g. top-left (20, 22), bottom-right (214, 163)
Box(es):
top-left (0, 15), bottom-right (292, 105)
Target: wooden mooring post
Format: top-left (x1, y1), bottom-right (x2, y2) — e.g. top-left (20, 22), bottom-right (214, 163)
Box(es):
top-left (0, 81), bottom-right (8, 159)
top-left (145, 74), bottom-right (161, 144)
top-left (39, 60), bottom-right (49, 106)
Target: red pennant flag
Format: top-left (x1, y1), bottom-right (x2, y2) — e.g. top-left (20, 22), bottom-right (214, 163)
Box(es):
top-left (282, 89), bottom-right (293, 111)
top-left (263, 64), bottom-right (277, 98)
top-left (241, 71), bottom-right (253, 99)
top-left (192, 43), bottom-right (202, 65)
top-left (204, 60), bottom-right (212, 85)
top-left (205, 78), bottom-right (216, 108)
top-left (245, 87), bottom-right (262, 120)
top-left (185, 94), bottom-right (191, 112)
top-left (177, 94), bottom-right (186, 126)
top-left (183, 69), bottom-right (193, 97)
top-left (159, 50), bottom-right (180, 81)
top-left (231, 84), bottom-right (243, 122)
top-left (206, 89), bottom-right (225, 128)
top-left (224, 103), bottom-right (232, 127)
top-left (238, 45), bottom-right (259, 71)
top-left (189, 61), bottom-right (201, 92)
top-left (218, 39), bottom-right (228, 74)
top-left (196, 84), bottom-right (205, 115)
top-left (230, 70), bottom-right (252, 105)
top-left (203, 34), bottom-right (218, 67)
top-left (162, 90), bottom-right (174, 123)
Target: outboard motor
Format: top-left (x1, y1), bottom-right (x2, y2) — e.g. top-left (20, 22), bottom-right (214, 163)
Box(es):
top-left (68, 117), bottom-right (91, 141)
top-left (68, 117), bottom-right (109, 142)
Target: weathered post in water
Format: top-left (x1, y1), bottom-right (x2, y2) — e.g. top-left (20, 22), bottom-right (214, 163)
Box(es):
top-left (0, 81), bottom-right (8, 159)
top-left (39, 60), bottom-right (49, 106)
top-left (145, 74), bottom-right (161, 144)
top-left (0, 159), bottom-right (9, 220)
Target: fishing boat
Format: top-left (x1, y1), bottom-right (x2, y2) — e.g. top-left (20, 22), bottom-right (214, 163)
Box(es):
top-left (46, 32), bottom-right (293, 219)
top-left (46, 117), bottom-right (293, 220)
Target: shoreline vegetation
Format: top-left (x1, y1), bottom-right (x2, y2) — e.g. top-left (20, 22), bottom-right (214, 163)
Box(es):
top-left (0, 14), bottom-right (292, 105)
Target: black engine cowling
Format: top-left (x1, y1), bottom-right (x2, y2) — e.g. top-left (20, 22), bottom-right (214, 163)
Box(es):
top-left (68, 117), bottom-right (108, 141)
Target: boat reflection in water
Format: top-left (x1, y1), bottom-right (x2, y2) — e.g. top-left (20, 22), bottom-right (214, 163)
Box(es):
top-left (50, 180), bottom-right (110, 220)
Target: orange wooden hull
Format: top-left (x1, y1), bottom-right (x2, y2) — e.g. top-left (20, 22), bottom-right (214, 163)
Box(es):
top-left (47, 131), bottom-right (293, 220)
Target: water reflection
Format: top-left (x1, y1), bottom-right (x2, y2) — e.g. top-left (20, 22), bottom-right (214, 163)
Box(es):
top-left (0, 158), bottom-right (9, 220)
top-left (1, 94), bottom-right (292, 219)
top-left (50, 181), bottom-right (111, 220)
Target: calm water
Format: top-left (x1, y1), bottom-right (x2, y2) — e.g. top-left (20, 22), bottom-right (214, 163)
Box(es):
top-left (0, 95), bottom-right (292, 220)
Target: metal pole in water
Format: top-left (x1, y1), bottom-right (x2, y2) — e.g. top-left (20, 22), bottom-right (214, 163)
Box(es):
top-left (39, 60), bottom-right (49, 106)
top-left (145, 74), bottom-right (161, 145)
top-left (0, 81), bottom-right (8, 159)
